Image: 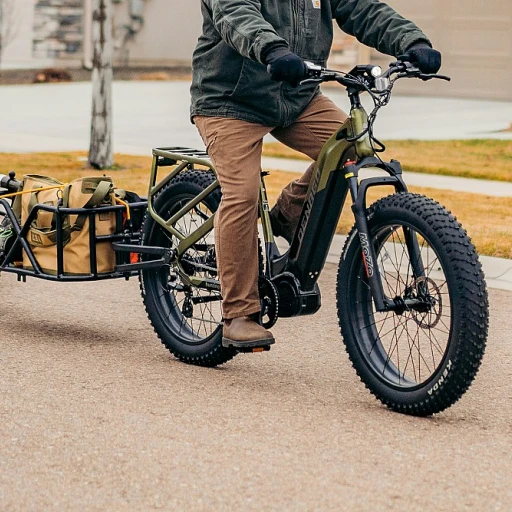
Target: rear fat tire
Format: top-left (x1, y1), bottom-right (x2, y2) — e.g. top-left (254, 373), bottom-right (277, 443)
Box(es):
top-left (139, 170), bottom-right (237, 367)
top-left (337, 193), bottom-right (488, 415)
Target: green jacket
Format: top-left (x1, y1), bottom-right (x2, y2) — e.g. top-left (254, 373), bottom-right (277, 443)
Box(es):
top-left (190, 0), bottom-right (430, 127)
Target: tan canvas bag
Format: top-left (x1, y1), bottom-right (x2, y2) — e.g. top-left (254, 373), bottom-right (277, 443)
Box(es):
top-left (21, 175), bottom-right (117, 275)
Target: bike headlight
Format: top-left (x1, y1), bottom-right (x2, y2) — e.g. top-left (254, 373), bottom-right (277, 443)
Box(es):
top-left (370, 66), bottom-right (382, 78)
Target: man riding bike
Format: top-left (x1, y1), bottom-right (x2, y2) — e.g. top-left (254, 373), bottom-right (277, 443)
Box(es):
top-left (190, 0), bottom-right (441, 350)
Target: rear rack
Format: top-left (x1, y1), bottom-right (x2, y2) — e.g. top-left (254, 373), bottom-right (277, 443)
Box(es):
top-left (145, 146), bottom-right (220, 248)
top-left (148, 145), bottom-right (217, 210)
top-left (152, 146), bottom-right (211, 168)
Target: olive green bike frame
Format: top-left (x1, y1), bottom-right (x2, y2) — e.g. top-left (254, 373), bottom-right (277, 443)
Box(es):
top-left (147, 105), bottom-right (417, 313)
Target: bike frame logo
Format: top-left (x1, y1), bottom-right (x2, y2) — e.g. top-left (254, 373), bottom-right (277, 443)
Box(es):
top-left (297, 168), bottom-right (322, 244)
top-left (359, 232), bottom-right (374, 277)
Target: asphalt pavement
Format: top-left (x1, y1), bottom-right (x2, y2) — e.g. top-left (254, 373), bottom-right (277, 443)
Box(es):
top-left (1, 264), bottom-right (511, 511)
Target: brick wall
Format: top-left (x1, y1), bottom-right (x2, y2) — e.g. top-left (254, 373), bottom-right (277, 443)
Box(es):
top-left (33, 0), bottom-right (83, 59)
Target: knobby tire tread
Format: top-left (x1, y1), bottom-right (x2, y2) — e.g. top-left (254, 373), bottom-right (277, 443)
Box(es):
top-left (337, 193), bottom-right (488, 416)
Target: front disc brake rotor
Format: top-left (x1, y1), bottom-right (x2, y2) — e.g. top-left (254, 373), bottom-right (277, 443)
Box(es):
top-left (410, 276), bottom-right (442, 328)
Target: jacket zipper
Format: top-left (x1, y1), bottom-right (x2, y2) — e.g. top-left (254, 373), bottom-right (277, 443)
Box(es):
top-left (290, 0), bottom-right (300, 53)
top-left (280, 82), bottom-right (288, 126)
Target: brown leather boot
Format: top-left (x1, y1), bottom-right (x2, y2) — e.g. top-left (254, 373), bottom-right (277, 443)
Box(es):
top-left (222, 315), bottom-right (275, 349)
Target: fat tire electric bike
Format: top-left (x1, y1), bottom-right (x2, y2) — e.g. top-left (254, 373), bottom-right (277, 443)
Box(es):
top-left (137, 60), bottom-right (488, 416)
top-left (0, 60), bottom-right (489, 416)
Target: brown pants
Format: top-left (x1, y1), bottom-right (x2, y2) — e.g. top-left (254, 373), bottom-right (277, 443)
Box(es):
top-left (194, 94), bottom-right (347, 319)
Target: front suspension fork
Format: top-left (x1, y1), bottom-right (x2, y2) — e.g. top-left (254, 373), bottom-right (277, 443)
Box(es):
top-left (347, 170), bottom-right (422, 312)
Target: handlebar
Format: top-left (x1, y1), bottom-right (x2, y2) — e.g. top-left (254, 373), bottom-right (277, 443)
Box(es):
top-left (301, 59), bottom-right (450, 92)
top-left (297, 59), bottom-right (451, 146)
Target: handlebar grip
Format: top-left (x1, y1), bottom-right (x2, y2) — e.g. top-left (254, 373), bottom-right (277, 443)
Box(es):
top-left (0, 173), bottom-right (21, 193)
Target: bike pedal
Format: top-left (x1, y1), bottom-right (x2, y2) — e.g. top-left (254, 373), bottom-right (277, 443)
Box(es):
top-left (222, 336), bottom-right (274, 351)
top-left (237, 345), bottom-right (271, 353)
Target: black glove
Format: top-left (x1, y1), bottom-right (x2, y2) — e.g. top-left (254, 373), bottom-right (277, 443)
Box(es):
top-left (264, 47), bottom-right (308, 87)
top-left (399, 43), bottom-right (442, 74)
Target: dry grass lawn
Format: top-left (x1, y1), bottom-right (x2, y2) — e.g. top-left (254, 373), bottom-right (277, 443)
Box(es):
top-left (263, 139), bottom-right (512, 182)
top-left (1, 151), bottom-right (511, 259)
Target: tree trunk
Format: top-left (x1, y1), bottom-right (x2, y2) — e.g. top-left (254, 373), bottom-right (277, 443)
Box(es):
top-left (88, 0), bottom-right (113, 169)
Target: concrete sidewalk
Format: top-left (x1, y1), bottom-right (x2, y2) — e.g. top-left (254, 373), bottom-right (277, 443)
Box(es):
top-left (0, 81), bottom-right (511, 158)
top-left (325, 236), bottom-right (512, 292)
top-left (0, 80), bottom-right (510, 197)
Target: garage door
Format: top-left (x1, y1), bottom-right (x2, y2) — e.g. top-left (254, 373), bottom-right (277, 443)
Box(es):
top-left (370, 0), bottom-right (512, 100)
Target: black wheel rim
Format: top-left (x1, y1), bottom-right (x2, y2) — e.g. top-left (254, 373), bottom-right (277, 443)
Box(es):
top-left (352, 222), bottom-right (452, 389)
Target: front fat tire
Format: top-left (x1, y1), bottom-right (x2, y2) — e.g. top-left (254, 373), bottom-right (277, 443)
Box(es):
top-left (337, 193), bottom-right (488, 416)
top-left (139, 170), bottom-right (237, 367)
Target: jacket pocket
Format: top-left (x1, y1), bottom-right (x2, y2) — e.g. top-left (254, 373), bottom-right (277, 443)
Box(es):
top-left (302, 0), bottom-right (333, 61)
top-left (226, 59), bottom-right (279, 112)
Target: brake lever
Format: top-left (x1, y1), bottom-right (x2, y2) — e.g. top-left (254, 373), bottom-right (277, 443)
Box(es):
top-left (418, 73), bottom-right (451, 82)
top-left (299, 78), bottom-right (323, 86)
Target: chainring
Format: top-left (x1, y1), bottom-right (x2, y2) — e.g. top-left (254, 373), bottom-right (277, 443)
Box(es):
top-left (258, 277), bottom-right (279, 329)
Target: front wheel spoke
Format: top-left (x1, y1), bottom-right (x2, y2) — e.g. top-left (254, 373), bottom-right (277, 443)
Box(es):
top-left (393, 230), bottom-right (414, 290)
top-left (357, 275), bottom-right (372, 292)
top-left (368, 313), bottom-right (392, 355)
top-left (430, 323), bottom-right (450, 337)
top-left (410, 321), bottom-right (434, 377)
top-left (424, 256), bottom-right (441, 276)
top-left (361, 314), bottom-right (390, 332)
top-left (400, 319), bottom-right (418, 381)
top-left (438, 316), bottom-right (453, 335)
top-left (404, 309), bottom-right (445, 359)
top-left (426, 327), bottom-right (447, 357)
top-left (374, 318), bottom-right (408, 345)
top-left (413, 321), bottom-right (424, 380)
top-left (383, 315), bottom-right (409, 378)
top-left (382, 240), bottom-right (408, 293)
top-left (395, 318), bottom-right (417, 382)
top-left (381, 268), bottom-right (400, 296)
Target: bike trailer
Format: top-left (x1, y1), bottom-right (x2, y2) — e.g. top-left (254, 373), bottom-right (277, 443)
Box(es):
top-left (0, 172), bottom-right (147, 281)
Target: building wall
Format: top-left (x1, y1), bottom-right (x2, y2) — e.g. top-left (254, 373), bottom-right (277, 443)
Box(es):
top-left (1, 0), bottom-right (511, 100)
top-left (0, 0), bottom-right (36, 68)
top-left (371, 0), bottom-right (512, 100)
top-left (33, 0), bottom-right (83, 60)
top-left (1, 0), bottom-right (82, 69)
top-left (114, 0), bottom-right (202, 65)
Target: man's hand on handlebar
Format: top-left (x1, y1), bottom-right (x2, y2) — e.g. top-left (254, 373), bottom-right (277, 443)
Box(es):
top-left (264, 47), bottom-right (309, 87)
top-left (399, 43), bottom-right (442, 75)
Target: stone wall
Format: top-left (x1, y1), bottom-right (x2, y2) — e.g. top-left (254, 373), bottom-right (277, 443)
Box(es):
top-left (33, 0), bottom-right (83, 59)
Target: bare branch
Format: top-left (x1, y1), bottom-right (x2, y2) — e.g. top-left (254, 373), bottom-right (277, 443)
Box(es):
top-left (0, 0), bottom-right (21, 66)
